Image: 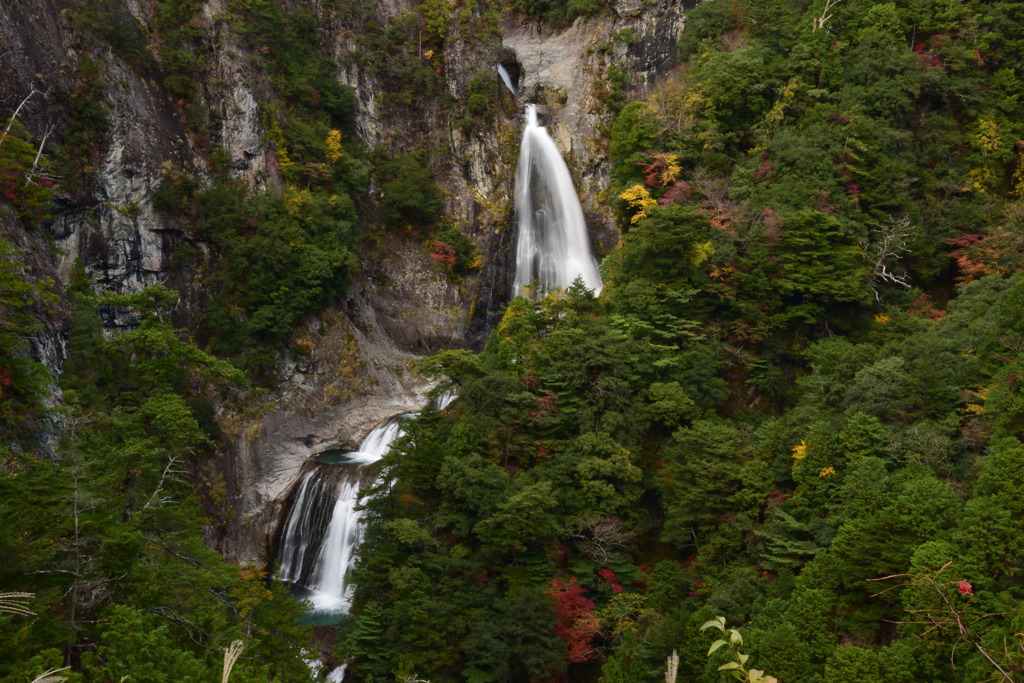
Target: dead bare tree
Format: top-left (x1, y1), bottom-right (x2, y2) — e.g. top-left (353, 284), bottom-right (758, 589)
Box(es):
top-left (0, 87), bottom-right (60, 188)
top-left (0, 87), bottom-right (39, 151)
top-left (571, 516), bottom-right (635, 563)
top-left (140, 455), bottom-right (186, 513)
top-left (25, 123), bottom-right (57, 186)
top-left (811, 0), bottom-right (842, 31)
top-left (862, 214), bottom-right (914, 302)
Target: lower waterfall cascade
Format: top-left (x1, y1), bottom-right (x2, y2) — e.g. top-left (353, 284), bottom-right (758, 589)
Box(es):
top-left (274, 415), bottom-right (408, 613)
top-left (512, 104), bottom-right (603, 297)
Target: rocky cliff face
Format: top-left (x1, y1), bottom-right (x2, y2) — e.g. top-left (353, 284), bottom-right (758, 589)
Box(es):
top-left (1, 0), bottom-right (688, 565)
top-left (503, 0), bottom-right (688, 252)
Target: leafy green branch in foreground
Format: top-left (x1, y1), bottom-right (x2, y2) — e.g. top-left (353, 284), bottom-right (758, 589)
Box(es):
top-left (700, 617), bottom-right (777, 683)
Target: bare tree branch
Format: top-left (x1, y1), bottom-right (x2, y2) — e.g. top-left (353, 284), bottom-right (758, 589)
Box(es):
top-left (148, 605), bottom-right (217, 650)
top-left (141, 456), bottom-right (185, 512)
top-left (0, 87), bottom-right (39, 150)
top-left (871, 563), bottom-right (1019, 682)
top-left (812, 0), bottom-right (843, 31)
top-left (862, 214), bottom-right (914, 302)
top-left (25, 124), bottom-right (60, 186)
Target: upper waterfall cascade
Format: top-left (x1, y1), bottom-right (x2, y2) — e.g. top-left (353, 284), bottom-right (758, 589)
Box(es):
top-left (497, 64), bottom-right (516, 95)
top-left (512, 104), bottom-right (602, 297)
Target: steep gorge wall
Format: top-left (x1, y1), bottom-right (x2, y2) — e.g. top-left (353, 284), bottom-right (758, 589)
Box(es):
top-left (504, 0), bottom-right (688, 252)
top-left (0, 0), bottom-right (688, 565)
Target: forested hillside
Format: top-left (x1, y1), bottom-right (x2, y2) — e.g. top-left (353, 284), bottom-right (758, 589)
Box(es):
top-left (347, 0), bottom-right (1024, 680)
top-left (0, 0), bottom-right (494, 677)
top-left (2, 0), bottom-right (1024, 679)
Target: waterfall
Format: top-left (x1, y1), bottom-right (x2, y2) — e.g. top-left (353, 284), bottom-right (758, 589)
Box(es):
top-left (434, 389), bottom-right (457, 411)
top-left (318, 416), bottom-right (407, 466)
top-left (497, 64), bottom-right (516, 95)
top-left (276, 468), bottom-right (337, 590)
top-left (275, 416), bottom-right (407, 613)
top-left (512, 104), bottom-right (602, 297)
top-left (306, 474), bottom-right (363, 611)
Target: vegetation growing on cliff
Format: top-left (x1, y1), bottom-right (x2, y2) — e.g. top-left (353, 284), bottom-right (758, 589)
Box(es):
top-left (342, 0), bottom-right (1024, 680)
top-left (4, 0), bottom-right (1024, 679)
top-left (0, 274), bottom-right (316, 681)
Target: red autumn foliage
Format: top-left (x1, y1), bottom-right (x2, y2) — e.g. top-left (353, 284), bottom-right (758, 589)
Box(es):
top-left (827, 110), bottom-right (850, 125)
top-left (945, 231), bottom-right (1024, 284)
top-left (0, 365), bottom-right (11, 397)
top-left (947, 233), bottom-right (988, 281)
top-left (812, 190), bottom-right (837, 213)
top-left (529, 393), bottom-right (558, 420)
top-left (1, 172), bottom-right (19, 202)
top-left (546, 576), bottom-right (600, 664)
top-left (430, 240), bottom-right (458, 268)
top-left (710, 214), bottom-right (734, 230)
top-left (536, 392), bottom-right (558, 416)
top-left (908, 292), bottom-right (946, 321)
top-left (535, 443), bottom-right (550, 461)
top-left (641, 158), bottom-right (666, 187)
top-left (913, 39), bottom-right (947, 68)
top-left (597, 568), bottom-right (624, 593)
top-left (658, 180), bottom-right (692, 206)
top-left (765, 488), bottom-right (792, 511)
top-left (753, 160), bottom-right (774, 183)
top-left (301, 162), bottom-right (330, 183)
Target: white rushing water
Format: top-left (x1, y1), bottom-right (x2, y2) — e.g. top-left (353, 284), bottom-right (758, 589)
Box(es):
top-left (340, 416), bottom-right (406, 466)
top-left (433, 389), bottom-right (458, 411)
top-left (513, 104), bottom-right (602, 297)
top-left (497, 64), bottom-right (516, 95)
top-left (276, 469), bottom-right (335, 589)
top-left (305, 475), bottom-right (364, 612)
top-left (275, 417), bottom-right (408, 613)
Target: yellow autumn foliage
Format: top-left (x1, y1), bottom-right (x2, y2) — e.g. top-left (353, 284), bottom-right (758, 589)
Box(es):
top-left (325, 129), bottom-right (344, 164)
top-left (619, 184), bottom-right (657, 224)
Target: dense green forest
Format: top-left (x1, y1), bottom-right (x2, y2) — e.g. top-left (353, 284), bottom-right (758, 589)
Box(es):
top-left (345, 0), bottom-right (1024, 680)
top-left (2, 0), bottom-right (1024, 679)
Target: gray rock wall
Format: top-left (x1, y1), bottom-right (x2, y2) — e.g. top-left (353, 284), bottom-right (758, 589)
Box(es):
top-left (504, 0), bottom-right (688, 253)
top-left (0, 0), bottom-right (688, 565)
